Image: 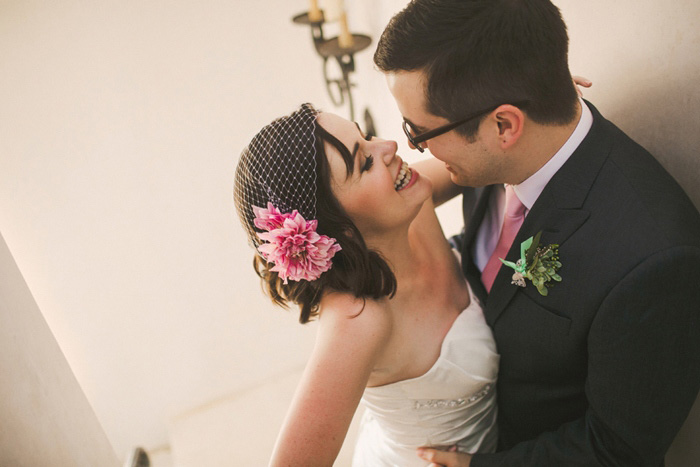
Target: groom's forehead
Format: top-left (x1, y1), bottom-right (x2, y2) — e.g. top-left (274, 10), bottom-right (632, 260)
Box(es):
top-left (386, 70), bottom-right (427, 100)
top-left (386, 71), bottom-right (435, 121)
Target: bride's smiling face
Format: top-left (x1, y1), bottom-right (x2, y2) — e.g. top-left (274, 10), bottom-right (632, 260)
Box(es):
top-left (317, 112), bottom-right (431, 236)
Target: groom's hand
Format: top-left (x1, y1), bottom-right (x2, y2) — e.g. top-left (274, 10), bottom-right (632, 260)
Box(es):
top-left (417, 446), bottom-right (472, 467)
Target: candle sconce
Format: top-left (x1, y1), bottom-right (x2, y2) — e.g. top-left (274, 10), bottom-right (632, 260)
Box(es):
top-left (292, 10), bottom-right (376, 136)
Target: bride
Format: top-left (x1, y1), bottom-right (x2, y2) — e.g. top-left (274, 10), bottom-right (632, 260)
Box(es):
top-left (234, 103), bottom-right (498, 466)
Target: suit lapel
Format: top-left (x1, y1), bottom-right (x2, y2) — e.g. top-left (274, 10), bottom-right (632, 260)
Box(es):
top-left (483, 100), bottom-right (613, 326)
top-left (483, 195), bottom-right (590, 326)
top-left (461, 185), bottom-right (493, 305)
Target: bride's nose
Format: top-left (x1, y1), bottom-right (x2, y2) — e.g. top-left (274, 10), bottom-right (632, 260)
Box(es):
top-left (373, 139), bottom-right (398, 165)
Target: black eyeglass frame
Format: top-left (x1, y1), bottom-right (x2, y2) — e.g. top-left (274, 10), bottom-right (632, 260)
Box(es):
top-left (402, 101), bottom-right (529, 153)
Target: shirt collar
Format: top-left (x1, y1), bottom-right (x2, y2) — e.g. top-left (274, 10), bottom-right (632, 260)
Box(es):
top-left (512, 99), bottom-right (593, 210)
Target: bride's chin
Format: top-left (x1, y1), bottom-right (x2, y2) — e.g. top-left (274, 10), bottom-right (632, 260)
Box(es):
top-left (406, 199), bottom-right (429, 222)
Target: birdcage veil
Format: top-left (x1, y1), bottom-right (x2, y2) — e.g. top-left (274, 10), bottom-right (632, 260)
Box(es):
top-left (234, 103), bottom-right (397, 299)
top-left (234, 103), bottom-right (320, 249)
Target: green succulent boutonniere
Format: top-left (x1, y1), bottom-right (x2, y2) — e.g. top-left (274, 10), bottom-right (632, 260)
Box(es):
top-left (499, 231), bottom-right (562, 296)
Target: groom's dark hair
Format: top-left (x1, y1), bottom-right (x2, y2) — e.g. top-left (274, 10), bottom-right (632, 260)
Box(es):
top-left (374, 0), bottom-right (579, 140)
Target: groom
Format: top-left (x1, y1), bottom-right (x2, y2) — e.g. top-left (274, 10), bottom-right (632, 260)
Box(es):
top-left (375, 0), bottom-right (700, 466)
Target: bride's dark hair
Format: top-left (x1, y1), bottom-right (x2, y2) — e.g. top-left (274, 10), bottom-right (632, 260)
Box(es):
top-left (236, 105), bottom-right (396, 323)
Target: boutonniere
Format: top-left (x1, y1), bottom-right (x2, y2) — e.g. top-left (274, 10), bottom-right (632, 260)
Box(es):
top-left (499, 231), bottom-right (562, 296)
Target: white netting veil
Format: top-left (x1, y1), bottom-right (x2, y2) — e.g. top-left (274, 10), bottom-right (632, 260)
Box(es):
top-left (234, 103), bottom-right (320, 250)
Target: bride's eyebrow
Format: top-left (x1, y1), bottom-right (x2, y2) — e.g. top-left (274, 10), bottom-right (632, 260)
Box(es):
top-left (349, 122), bottom-right (366, 172)
top-left (349, 142), bottom-right (362, 176)
top-left (351, 141), bottom-right (360, 160)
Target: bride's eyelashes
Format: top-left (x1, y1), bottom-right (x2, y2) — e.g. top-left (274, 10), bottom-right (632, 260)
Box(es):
top-left (361, 155), bottom-right (374, 173)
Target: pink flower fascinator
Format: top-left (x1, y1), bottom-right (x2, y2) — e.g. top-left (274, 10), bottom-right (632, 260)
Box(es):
top-left (253, 203), bottom-right (341, 284)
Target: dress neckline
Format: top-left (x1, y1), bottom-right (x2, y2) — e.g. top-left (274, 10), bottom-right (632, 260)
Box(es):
top-left (366, 289), bottom-right (480, 390)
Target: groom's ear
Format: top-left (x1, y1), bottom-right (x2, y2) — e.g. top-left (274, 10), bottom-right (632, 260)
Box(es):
top-left (492, 104), bottom-right (525, 150)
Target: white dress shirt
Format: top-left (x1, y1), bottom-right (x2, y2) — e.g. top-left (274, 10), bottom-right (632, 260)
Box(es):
top-left (473, 99), bottom-right (594, 271)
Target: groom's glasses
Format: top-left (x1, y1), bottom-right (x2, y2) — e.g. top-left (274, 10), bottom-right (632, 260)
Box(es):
top-left (402, 101), bottom-right (529, 153)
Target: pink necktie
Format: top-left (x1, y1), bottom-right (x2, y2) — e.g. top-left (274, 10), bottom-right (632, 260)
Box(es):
top-left (481, 185), bottom-right (527, 292)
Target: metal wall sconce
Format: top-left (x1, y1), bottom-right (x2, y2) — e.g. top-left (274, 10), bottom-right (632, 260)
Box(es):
top-left (292, 8), bottom-right (376, 137)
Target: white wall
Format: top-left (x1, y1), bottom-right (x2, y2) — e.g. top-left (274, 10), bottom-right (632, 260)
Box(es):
top-left (0, 0), bottom-right (327, 458)
top-left (0, 232), bottom-right (119, 467)
top-left (1, 0), bottom-right (698, 464)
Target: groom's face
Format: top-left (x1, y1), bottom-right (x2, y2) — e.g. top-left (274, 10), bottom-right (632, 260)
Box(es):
top-left (386, 70), bottom-right (504, 187)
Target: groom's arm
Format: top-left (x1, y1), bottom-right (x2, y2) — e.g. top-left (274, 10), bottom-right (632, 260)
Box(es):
top-left (469, 246), bottom-right (700, 467)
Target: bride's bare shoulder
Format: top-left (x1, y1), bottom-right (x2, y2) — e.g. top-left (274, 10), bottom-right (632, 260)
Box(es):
top-left (318, 292), bottom-right (393, 340)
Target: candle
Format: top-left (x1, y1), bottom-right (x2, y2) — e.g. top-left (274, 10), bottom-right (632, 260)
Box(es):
top-left (338, 11), bottom-right (354, 48)
top-left (322, 0), bottom-right (343, 22)
top-left (308, 0), bottom-right (322, 22)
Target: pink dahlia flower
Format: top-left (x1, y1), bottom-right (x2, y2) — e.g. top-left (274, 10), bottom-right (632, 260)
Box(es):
top-left (252, 203), bottom-right (289, 231)
top-left (253, 203), bottom-right (341, 284)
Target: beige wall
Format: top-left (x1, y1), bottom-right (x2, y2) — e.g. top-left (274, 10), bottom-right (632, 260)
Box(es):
top-left (0, 232), bottom-right (119, 467)
top-left (0, 0), bottom-right (697, 464)
top-left (0, 0), bottom-right (327, 458)
top-left (559, 1), bottom-right (700, 211)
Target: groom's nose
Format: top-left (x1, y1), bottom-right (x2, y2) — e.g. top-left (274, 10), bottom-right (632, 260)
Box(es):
top-left (406, 138), bottom-right (427, 152)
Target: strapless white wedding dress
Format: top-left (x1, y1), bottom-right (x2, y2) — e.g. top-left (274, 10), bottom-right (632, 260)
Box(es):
top-left (352, 283), bottom-right (499, 467)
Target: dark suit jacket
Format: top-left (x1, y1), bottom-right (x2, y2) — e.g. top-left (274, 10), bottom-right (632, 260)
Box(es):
top-left (465, 101), bottom-right (700, 466)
